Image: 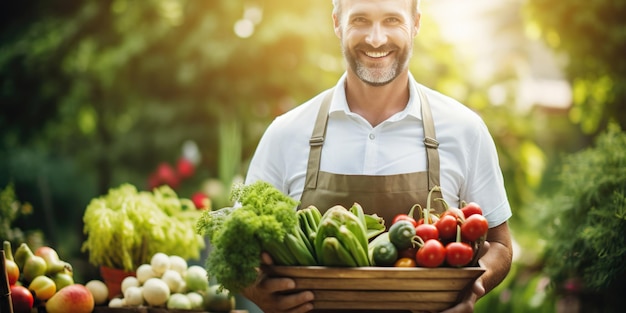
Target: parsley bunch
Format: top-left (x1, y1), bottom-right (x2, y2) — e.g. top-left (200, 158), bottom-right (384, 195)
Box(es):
top-left (196, 180), bottom-right (299, 293)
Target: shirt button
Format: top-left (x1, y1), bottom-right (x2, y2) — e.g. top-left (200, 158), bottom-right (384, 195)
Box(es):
top-left (369, 133), bottom-right (375, 140)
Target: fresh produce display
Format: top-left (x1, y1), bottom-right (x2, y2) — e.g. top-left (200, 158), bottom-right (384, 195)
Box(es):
top-left (195, 181), bottom-right (386, 293)
top-left (105, 251), bottom-right (235, 312)
top-left (2, 240), bottom-right (100, 312)
top-left (81, 184), bottom-right (205, 272)
top-left (369, 187), bottom-right (488, 268)
top-left (195, 181), bottom-right (486, 296)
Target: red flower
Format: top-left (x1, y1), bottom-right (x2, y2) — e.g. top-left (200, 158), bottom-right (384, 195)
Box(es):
top-left (154, 162), bottom-right (180, 189)
top-left (192, 192), bottom-right (210, 210)
top-left (176, 157), bottom-right (195, 179)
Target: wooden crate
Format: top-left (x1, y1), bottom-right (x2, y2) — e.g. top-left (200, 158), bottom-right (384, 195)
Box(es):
top-left (265, 265), bottom-right (485, 312)
top-left (91, 307), bottom-right (207, 313)
top-left (91, 308), bottom-right (247, 313)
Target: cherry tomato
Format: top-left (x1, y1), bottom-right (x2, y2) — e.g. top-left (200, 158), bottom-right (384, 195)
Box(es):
top-left (415, 224), bottom-right (439, 242)
top-left (461, 214), bottom-right (489, 242)
top-left (461, 202), bottom-right (483, 218)
top-left (440, 207), bottom-right (464, 219)
top-left (416, 239), bottom-right (446, 268)
top-left (394, 257), bottom-right (416, 267)
top-left (398, 246), bottom-right (418, 260)
top-left (393, 204), bottom-right (421, 227)
top-left (435, 214), bottom-right (458, 241)
top-left (416, 215), bottom-right (439, 226)
top-left (445, 242), bottom-right (474, 267)
top-left (392, 214), bottom-right (417, 227)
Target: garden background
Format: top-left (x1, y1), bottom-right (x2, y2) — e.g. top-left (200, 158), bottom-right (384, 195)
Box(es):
top-left (2, 0), bottom-right (625, 312)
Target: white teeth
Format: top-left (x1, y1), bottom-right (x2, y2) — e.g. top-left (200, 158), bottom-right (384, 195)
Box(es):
top-left (365, 51), bottom-right (390, 58)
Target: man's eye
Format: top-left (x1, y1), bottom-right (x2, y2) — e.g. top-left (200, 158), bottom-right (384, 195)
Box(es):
top-left (386, 17), bottom-right (400, 23)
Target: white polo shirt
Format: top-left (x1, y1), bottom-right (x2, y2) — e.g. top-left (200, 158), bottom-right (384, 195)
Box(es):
top-left (245, 73), bottom-right (512, 228)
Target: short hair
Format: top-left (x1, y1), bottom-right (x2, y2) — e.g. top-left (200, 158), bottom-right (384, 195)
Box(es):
top-left (332, 0), bottom-right (420, 20)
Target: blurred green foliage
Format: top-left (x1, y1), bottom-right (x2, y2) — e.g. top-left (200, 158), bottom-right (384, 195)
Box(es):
top-left (526, 0), bottom-right (626, 135)
top-left (533, 124), bottom-right (626, 311)
top-left (0, 0), bottom-right (624, 311)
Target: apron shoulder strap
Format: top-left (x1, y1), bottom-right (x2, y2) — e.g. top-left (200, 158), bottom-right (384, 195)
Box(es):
top-left (418, 86), bottom-right (442, 192)
top-left (305, 88), bottom-right (334, 190)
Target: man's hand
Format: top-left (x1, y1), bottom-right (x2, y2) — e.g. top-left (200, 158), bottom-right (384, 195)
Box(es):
top-left (439, 241), bottom-right (490, 313)
top-left (241, 252), bottom-right (315, 313)
top-left (441, 221), bottom-right (513, 313)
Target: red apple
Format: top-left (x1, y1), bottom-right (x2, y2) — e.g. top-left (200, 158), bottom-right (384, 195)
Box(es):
top-left (10, 285), bottom-right (34, 313)
top-left (45, 284), bottom-right (94, 313)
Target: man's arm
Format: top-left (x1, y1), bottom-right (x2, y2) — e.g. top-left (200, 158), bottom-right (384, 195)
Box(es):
top-left (479, 221), bottom-right (513, 294)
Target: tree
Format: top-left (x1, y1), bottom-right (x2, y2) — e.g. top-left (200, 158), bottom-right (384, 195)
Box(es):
top-left (525, 0), bottom-right (626, 134)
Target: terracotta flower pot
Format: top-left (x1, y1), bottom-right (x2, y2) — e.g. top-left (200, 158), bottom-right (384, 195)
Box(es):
top-left (99, 266), bottom-right (135, 300)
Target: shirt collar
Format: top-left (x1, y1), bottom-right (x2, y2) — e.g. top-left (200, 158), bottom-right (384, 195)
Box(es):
top-left (329, 72), bottom-right (423, 121)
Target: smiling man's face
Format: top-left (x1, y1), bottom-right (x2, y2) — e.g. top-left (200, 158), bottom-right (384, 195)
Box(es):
top-left (334, 0), bottom-right (420, 86)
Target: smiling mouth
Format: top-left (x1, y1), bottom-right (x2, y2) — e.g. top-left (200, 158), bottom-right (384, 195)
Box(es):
top-left (364, 51), bottom-right (391, 58)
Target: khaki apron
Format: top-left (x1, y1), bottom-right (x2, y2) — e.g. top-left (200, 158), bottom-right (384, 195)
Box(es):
top-left (299, 86), bottom-right (445, 223)
top-left (298, 86), bottom-right (445, 313)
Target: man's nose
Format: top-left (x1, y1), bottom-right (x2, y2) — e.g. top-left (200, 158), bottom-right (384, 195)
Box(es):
top-left (365, 23), bottom-right (387, 48)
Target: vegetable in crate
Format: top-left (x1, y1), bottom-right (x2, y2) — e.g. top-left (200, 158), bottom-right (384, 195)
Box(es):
top-left (313, 204), bottom-right (372, 267)
top-left (195, 181), bottom-right (300, 293)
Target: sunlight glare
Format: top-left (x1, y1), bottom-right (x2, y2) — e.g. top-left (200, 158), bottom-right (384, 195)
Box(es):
top-left (234, 19), bottom-right (255, 38)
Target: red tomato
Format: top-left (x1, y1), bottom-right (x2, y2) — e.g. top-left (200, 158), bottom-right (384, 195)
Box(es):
top-left (416, 216), bottom-right (439, 226)
top-left (461, 202), bottom-right (483, 218)
top-left (445, 242), bottom-right (474, 267)
top-left (10, 285), bottom-right (34, 313)
top-left (416, 239), bottom-right (446, 268)
top-left (398, 246), bottom-right (418, 260)
top-left (440, 207), bottom-right (464, 219)
top-left (435, 215), bottom-right (458, 240)
top-left (461, 214), bottom-right (489, 242)
top-left (394, 257), bottom-right (417, 267)
top-left (415, 224), bottom-right (439, 242)
top-left (392, 214), bottom-right (417, 227)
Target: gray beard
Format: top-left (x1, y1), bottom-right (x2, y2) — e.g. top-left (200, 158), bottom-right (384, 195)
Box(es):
top-left (355, 60), bottom-right (399, 86)
top-left (343, 45), bottom-right (412, 87)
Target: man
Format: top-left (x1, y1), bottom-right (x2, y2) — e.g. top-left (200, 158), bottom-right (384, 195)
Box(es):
top-left (242, 0), bottom-right (513, 312)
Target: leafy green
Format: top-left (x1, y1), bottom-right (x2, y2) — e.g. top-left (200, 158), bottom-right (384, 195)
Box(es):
top-left (81, 183), bottom-right (205, 271)
top-left (195, 180), bottom-right (299, 293)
